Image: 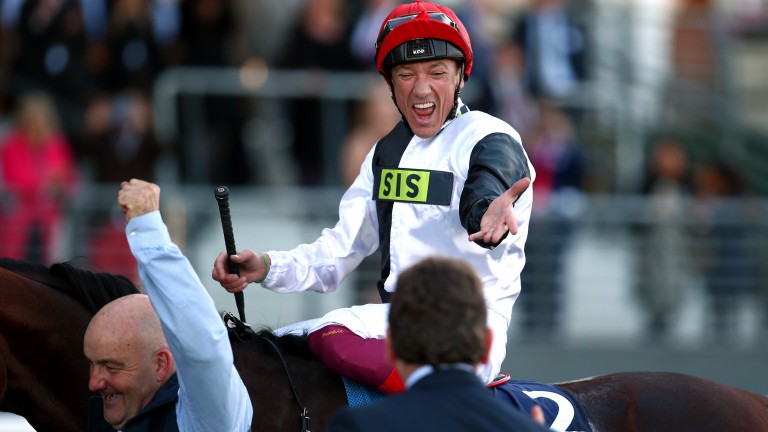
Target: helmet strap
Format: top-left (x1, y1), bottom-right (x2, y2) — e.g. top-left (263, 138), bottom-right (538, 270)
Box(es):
top-left (446, 64), bottom-right (465, 122)
top-left (388, 86), bottom-right (415, 135)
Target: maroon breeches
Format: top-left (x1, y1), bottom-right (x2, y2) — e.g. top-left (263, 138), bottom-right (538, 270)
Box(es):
top-left (307, 324), bottom-right (404, 393)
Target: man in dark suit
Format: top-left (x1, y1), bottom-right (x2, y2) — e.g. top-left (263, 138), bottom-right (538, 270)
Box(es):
top-left (326, 256), bottom-right (549, 431)
top-left (511, 0), bottom-right (587, 102)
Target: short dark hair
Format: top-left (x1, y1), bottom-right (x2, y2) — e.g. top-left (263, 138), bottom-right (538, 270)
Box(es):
top-left (389, 256), bottom-right (487, 366)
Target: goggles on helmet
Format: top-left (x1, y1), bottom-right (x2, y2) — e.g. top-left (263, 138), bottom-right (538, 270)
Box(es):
top-left (375, 12), bottom-right (459, 51)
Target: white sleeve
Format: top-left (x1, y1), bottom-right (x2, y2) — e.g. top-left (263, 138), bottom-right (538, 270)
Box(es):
top-left (262, 149), bottom-right (380, 294)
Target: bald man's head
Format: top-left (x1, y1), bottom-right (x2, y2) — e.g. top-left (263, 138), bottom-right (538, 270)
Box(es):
top-left (86, 294), bottom-right (167, 356)
top-left (84, 294), bottom-right (175, 429)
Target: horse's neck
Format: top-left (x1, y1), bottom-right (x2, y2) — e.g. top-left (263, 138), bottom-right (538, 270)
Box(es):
top-left (231, 336), bottom-right (348, 431)
top-left (0, 268), bottom-right (92, 432)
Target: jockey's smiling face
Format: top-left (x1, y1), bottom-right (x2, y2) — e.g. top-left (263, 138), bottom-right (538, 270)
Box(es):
top-left (391, 59), bottom-right (464, 139)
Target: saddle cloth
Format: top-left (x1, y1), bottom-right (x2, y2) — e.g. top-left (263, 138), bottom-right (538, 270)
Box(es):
top-left (491, 379), bottom-right (593, 432)
top-left (342, 376), bottom-right (592, 432)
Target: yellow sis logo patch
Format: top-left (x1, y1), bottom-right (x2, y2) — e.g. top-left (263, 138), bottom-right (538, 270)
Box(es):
top-left (374, 168), bottom-right (453, 205)
top-left (379, 169), bottom-right (429, 202)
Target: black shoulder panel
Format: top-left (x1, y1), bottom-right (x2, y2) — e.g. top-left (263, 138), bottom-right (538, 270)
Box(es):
top-left (372, 121), bottom-right (413, 302)
top-left (460, 132), bottom-right (530, 248)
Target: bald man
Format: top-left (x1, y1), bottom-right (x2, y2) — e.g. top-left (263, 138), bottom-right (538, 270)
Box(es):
top-left (85, 294), bottom-right (177, 429)
top-left (85, 179), bottom-right (252, 431)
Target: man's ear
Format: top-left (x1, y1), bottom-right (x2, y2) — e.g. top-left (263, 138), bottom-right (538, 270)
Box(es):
top-left (480, 328), bottom-right (493, 365)
top-left (154, 348), bottom-right (175, 382)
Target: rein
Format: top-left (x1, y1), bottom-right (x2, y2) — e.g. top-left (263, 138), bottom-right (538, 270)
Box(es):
top-left (260, 334), bottom-right (311, 432)
top-left (223, 312), bottom-right (311, 432)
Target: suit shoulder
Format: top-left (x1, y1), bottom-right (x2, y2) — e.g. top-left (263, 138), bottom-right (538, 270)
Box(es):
top-left (327, 401), bottom-right (403, 432)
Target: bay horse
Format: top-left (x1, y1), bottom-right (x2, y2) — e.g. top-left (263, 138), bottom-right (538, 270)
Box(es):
top-left (1, 258), bottom-right (767, 432)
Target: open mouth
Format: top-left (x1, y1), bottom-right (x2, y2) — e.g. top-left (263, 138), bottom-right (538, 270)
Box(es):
top-left (413, 102), bottom-right (435, 120)
top-left (103, 393), bottom-right (121, 404)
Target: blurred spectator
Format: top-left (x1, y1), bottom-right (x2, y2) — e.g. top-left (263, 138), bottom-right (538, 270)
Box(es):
top-left (78, 90), bottom-right (162, 183)
top-left (349, 0), bottom-right (399, 70)
top-left (0, 0), bottom-right (23, 65)
top-left (178, 0), bottom-right (234, 66)
top-left (510, 0), bottom-right (587, 104)
top-left (339, 78), bottom-right (400, 188)
top-left (631, 137), bottom-right (694, 343)
top-left (672, 0), bottom-right (719, 89)
top-left (518, 100), bottom-right (585, 341)
top-left (79, 0), bottom-right (109, 42)
top-left (74, 90), bottom-right (161, 281)
top-left (0, 89), bottom-right (11, 137)
top-left (278, 0), bottom-right (361, 186)
top-left (81, 0), bottom-right (180, 93)
top-left (152, 0), bottom-right (182, 48)
top-left (5, 0), bottom-right (90, 132)
top-left (691, 161), bottom-right (759, 345)
top-left (490, 39), bottom-right (537, 138)
top-left (452, 0), bottom-right (500, 114)
top-left (97, 0), bottom-right (170, 93)
top-left (7, 0), bottom-right (89, 100)
top-left (0, 92), bottom-right (80, 263)
top-left (1, 0), bottom-right (25, 28)
top-left (83, 202), bottom-right (140, 283)
top-left (176, 0), bottom-right (249, 184)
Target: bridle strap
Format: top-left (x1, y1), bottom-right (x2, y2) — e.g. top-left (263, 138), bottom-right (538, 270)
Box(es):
top-left (223, 311), bottom-right (254, 343)
top-left (259, 335), bottom-right (311, 432)
top-left (222, 311), bottom-right (311, 431)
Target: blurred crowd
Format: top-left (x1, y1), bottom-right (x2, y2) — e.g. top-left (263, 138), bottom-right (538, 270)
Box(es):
top-left (0, 0), bottom-right (766, 345)
top-left (0, 0), bottom-right (593, 263)
top-left (0, 0), bottom-right (594, 187)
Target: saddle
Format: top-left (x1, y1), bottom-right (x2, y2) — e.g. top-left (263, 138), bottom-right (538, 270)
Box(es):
top-left (488, 372), bottom-right (511, 387)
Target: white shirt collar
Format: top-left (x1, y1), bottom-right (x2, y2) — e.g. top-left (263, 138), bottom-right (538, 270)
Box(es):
top-left (404, 363), bottom-right (476, 389)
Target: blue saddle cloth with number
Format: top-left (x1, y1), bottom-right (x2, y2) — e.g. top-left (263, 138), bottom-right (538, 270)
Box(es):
top-left (342, 376), bottom-right (592, 432)
top-left (490, 379), bottom-right (592, 432)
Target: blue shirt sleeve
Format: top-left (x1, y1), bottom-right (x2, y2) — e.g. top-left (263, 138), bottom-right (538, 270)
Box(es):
top-left (126, 211), bottom-right (253, 432)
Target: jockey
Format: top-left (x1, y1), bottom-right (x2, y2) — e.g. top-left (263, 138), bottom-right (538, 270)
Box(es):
top-left (212, 0), bottom-right (535, 394)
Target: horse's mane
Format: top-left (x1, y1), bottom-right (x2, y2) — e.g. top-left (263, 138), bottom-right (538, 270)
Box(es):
top-left (50, 262), bottom-right (140, 315)
top-left (229, 326), bottom-right (314, 358)
top-left (0, 257), bottom-right (139, 315)
top-left (0, 257), bottom-right (50, 275)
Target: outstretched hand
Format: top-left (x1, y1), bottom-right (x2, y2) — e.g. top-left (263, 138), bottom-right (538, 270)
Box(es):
top-left (467, 177), bottom-right (531, 245)
top-left (212, 249), bottom-right (269, 293)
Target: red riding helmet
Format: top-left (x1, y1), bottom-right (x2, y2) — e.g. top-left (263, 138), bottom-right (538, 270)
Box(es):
top-left (375, 0), bottom-right (473, 83)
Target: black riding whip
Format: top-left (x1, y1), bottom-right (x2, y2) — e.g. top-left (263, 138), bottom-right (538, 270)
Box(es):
top-left (214, 186), bottom-right (246, 323)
